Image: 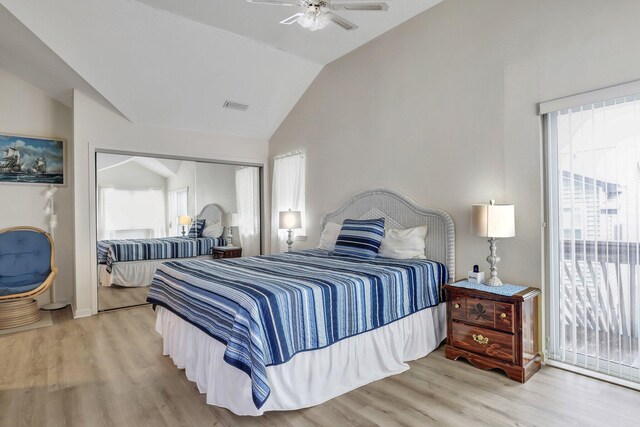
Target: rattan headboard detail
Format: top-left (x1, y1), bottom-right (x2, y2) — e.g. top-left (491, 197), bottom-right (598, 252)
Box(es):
top-left (198, 203), bottom-right (224, 225)
top-left (321, 188), bottom-right (455, 281)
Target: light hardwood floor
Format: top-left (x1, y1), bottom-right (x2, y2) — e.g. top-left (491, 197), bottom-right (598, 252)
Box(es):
top-left (1, 306), bottom-right (639, 427)
top-left (98, 286), bottom-right (150, 311)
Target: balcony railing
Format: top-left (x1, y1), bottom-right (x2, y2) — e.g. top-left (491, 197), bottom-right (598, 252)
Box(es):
top-left (560, 240), bottom-right (640, 376)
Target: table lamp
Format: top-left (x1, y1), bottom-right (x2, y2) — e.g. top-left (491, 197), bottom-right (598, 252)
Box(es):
top-left (279, 209), bottom-right (302, 252)
top-left (471, 200), bottom-right (515, 286)
top-left (179, 215), bottom-right (192, 237)
top-left (223, 213), bottom-right (240, 246)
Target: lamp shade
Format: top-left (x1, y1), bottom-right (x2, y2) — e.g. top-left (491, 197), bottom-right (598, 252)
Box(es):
top-left (279, 210), bottom-right (302, 230)
top-left (178, 215), bottom-right (192, 226)
top-left (222, 213), bottom-right (240, 227)
top-left (471, 202), bottom-right (515, 238)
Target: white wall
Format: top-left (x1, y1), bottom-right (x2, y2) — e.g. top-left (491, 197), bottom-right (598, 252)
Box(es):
top-left (195, 162), bottom-right (237, 214)
top-left (269, 0), bottom-right (640, 290)
top-left (0, 68), bottom-right (74, 305)
top-left (97, 160), bottom-right (167, 191)
top-left (73, 89), bottom-right (268, 317)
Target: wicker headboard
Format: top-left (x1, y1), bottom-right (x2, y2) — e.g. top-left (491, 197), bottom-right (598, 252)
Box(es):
top-left (198, 203), bottom-right (224, 226)
top-left (321, 188), bottom-right (455, 281)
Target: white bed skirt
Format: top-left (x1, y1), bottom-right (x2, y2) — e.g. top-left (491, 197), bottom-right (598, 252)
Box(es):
top-left (99, 256), bottom-right (211, 288)
top-left (155, 303), bottom-right (447, 416)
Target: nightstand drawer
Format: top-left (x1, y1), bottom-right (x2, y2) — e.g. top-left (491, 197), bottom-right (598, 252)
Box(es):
top-left (450, 295), bottom-right (466, 321)
top-left (451, 322), bottom-right (515, 364)
top-left (211, 247), bottom-right (242, 259)
top-left (465, 297), bottom-right (496, 328)
top-left (495, 302), bottom-right (515, 333)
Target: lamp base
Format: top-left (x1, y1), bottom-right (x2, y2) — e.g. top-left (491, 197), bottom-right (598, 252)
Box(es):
top-left (484, 276), bottom-right (503, 287)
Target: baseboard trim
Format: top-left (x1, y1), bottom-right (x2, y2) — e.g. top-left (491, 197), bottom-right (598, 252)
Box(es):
top-left (546, 359), bottom-right (640, 391)
top-left (71, 301), bottom-right (93, 319)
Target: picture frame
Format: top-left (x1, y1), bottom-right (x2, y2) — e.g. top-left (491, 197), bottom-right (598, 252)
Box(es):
top-left (0, 133), bottom-right (66, 185)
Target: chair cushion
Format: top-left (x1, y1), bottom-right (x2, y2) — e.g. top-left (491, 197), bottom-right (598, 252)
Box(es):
top-left (0, 273), bottom-right (49, 296)
top-left (0, 230), bottom-right (52, 296)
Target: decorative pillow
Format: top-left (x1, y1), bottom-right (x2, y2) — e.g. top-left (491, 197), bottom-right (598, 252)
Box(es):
top-left (202, 222), bottom-right (224, 238)
top-left (317, 222), bottom-right (342, 252)
top-left (378, 226), bottom-right (428, 259)
top-left (333, 218), bottom-right (385, 259)
top-left (188, 219), bottom-right (206, 238)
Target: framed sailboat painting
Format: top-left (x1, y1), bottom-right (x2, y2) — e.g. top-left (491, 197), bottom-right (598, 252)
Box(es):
top-left (0, 133), bottom-right (65, 185)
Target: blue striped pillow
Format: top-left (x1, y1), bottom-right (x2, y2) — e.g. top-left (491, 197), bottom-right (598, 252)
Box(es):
top-left (188, 219), bottom-right (206, 238)
top-left (333, 218), bottom-right (385, 259)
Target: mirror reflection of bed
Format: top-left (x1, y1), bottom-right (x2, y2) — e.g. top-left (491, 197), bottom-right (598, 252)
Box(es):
top-left (96, 153), bottom-right (262, 311)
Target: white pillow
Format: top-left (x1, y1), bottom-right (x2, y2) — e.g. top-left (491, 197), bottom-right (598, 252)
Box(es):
top-left (378, 226), bottom-right (428, 259)
top-left (317, 222), bottom-right (342, 252)
top-left (201, 222), bottom-right (224, 238)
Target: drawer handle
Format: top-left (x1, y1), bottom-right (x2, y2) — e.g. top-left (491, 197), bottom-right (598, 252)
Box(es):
top-left (473, 334), bottom-right (489, 345)
top-left (454, 303), bottom-right (460, 309)
top-left (500, 313), bottom-right (507, 319)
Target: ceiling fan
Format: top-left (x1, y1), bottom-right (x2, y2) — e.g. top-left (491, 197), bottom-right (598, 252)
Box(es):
top-left (246, 0), bottom-right (389, 32)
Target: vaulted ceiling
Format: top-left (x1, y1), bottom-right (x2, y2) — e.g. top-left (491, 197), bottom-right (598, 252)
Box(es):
top-left (0, 0), bottom-right (441, 139)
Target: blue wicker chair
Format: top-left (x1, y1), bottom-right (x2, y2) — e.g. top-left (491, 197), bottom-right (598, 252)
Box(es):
top-left (0, 226), bottom-right (58, 329)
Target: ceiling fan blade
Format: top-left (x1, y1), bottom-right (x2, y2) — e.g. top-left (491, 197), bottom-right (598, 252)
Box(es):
top-left (280, 12), bottom-right (305, 24)
top-left (328, 12), bottom-right (358, 31)
top-left (246, 0), bottom-right (299, 6)
top-left (330, 2), bottom-right (389, 11)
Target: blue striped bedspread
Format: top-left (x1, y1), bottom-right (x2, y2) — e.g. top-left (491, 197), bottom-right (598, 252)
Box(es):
top-left (97, 237), bottom-right (225, 271)
top-left (146, 249), bottom-right (447, 409)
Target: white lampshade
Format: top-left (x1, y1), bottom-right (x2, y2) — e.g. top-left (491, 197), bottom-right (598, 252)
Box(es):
top-left (279, 210), bottom-right (302, 230)
top-left (222, 213), bottom-right (240, 227)
top-left (471, 201), bottom-right (515, 238)
top-left (178, 215), bottom-right (192, 226)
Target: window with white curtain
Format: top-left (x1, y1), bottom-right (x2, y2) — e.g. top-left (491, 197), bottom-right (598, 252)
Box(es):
top-left (236, 167), bottom-right (261, 256)
top-left (167, 187), bottom-right (188, 236)
top-left (545, 87), bottom-right (640, 385)
top-left (98, 188), bottom-right (166, 239)
top-left (271, 152), bottom-right (305, 253)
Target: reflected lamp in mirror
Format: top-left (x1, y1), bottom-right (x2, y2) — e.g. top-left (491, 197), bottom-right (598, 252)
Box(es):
top-left (179, 215), bottom-right (192, 237)
top-left (471, 200), bottom-right (515, 286)
top-left (223, 213), bottom-right (240, 246)
top-left (279, 209), bottom-right (302, 253)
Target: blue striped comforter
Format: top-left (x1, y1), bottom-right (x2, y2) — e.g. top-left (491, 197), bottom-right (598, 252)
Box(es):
top-left (147, 249), bottom-right (447, 409)
top-left (98, 237), bottom-right (225, 271)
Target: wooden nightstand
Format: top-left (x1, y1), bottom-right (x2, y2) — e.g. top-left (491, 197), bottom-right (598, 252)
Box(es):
top-left (211, 246), bottom-right (242, 259)
top-left (443, 281), bottom-right (541, 383)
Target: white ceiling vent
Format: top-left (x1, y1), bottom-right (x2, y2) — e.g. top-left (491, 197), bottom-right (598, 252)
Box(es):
top-left (223, 100), bottom-right (249, 111)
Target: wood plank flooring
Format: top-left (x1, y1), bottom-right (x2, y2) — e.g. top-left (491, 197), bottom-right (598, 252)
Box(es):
top-left (1, 305), bottom-right (639, 427)
top-left (98, 286), bottom-right (150, 311)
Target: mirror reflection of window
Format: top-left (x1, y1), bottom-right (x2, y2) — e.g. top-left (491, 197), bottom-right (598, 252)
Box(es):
top-left (167, 187), bottom-right (189, 236)
top-left (99, 188), bottom-right (166, 239)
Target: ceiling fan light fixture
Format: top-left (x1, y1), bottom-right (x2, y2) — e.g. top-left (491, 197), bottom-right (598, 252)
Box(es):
top-left (297, 6), bottom-right (331, 31)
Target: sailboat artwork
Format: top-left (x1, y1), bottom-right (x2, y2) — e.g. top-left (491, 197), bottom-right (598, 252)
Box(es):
top-left (0, 133), bottom-right (64, 185)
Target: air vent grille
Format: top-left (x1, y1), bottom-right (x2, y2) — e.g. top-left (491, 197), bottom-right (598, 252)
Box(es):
top-left (223, 100), bottom-right (249, 111)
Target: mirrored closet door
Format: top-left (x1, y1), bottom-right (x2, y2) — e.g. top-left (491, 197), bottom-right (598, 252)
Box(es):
top-left (96, 152), bottom-right (261, 311)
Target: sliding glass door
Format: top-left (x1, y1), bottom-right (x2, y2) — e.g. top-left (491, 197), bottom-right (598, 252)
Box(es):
top-left (547, 94), bottom-right (640, 383)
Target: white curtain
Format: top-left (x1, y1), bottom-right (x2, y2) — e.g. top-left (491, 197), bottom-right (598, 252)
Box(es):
top-left (235, 167), bottom-right (261, 256)
top-left (271, 152), bottom-right (305, 253)
top-left (98, 187), bottom-right (166, 239)
top-left (167, 188), bottom-right (188, 236)
top-left (548, 93), bottom-right (640, 384)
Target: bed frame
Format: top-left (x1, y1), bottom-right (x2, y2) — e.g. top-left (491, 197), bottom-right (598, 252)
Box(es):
top-left (198, 203), bottom-right (224, 228)
top-left (322, 188), bottom-right (455, 281)
top-left (99, 203), bottom-right (227, 288)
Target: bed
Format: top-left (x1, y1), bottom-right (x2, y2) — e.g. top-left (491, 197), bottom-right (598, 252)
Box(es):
top-left (98, 203), bottom-right (227, 287)
top-left (147, 189), bottom-right (455, 415)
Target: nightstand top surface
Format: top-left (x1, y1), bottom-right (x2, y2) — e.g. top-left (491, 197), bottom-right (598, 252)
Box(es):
top-left (446, 280), bottom-right (530, 297)
top-left (213, 246), bottom-right (241, 251)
